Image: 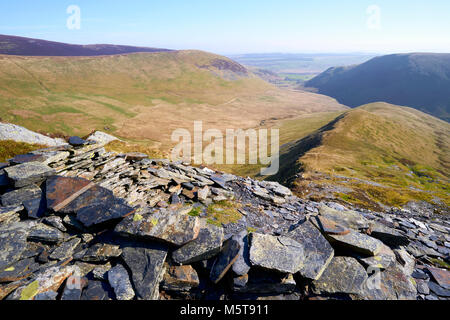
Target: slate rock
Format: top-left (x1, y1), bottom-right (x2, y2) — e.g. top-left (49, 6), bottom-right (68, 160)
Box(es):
top-left (107, 264), bottom-right (135, 300)
top-left (34, 291), bottom-right (58, 300)
top-left (362, 264), bottom-right (417, 300)
top-left (43, 216), bottom-right (67, 232)
top-left (28, 223), bottom-right (65, 243)
top-left (53, 182), bottom-right (135, 228)
top-left (210, 239), bottom-right (241, 284)
top-left (319, 205), bottom-right (370, 230)
top-left (249, 233), bottom-right (304, 274)
top-left (1, 184), bottom-right (42, 207)
top-left (416, 279), bottom-right (430, 295)
top-left (288, 220), bottom-right (334, 280)
top-left (428, 281), bottom-right (450, 297)
top-left (0, 230), bottom-right (29, 271)
top-left (46, 176), bottom-right (93, 212)
top-left (115, 206), bottom-right (200, 246)
top-left (210, 174), bottom-right (227, 189)
top-left (427, 267), bottom-right (450, 290)
top-left (68, 136), bottom-right (87, 146)
top-left (80, 243), bottom-right (122, 262)
top-left (81, 280), bottom-right (114, 300)
top-left (4, 162), bottom-right (55, 188)
top-left (0, 257), bottom-right (35, 282)
top-left (311, 215), bottom-right (350, 235)
top-left (161, 265), bottom-right (200, 292)
top-left (172, 221), bottom-right (224, 264)
top-left (368, 221), bottom-right (410, 246)
top-left (50, 238), bottom-right (81, 260)
top-left (0, 205), bottom-right (23, 224)
top-left (23, 195), bottom-right (47, 219)
top-left (9, 265), bottom-right (75, 300)
top-left (358, 243), bottom-right (396, 270)
top-left (121, 242), bottom-right (168, 300)
top-left (311, 257), bottom-right (368, 296)
top-left (92, 262), bottom-right (112, 280)
top-left (231, 230), bottom-right (251, 276)
top-left (326, 230), bottom-right (384, 256)
top-left (233, 270), bottom-right (297, 294)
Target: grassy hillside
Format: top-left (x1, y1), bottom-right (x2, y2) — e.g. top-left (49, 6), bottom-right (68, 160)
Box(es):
top-left (270, 103), bottom-right (450, 211)
top-left (305, 53), bottom-right (450, 121)
top-left (0, 50), bottom-right (346, 154)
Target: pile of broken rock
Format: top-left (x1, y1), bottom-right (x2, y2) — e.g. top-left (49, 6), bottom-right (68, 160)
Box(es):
top-left (0, 136), bottom-right (449, 300)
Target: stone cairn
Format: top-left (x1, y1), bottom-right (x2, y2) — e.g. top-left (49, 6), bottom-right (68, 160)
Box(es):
top-left (0, 136), bottom-right (449, 301)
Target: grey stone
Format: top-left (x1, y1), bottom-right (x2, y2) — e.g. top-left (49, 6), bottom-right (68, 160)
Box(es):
top-left (121, 242), bottom-right (168, 300)
top-left (4, 162), bottom-right (55, 188)
top-left (249, 233), bottom-right (305, 274)
top-left (1, 184), bottom-right (42, 207)
top-left (115, 206), bottom-right (200, 246)
top-left (80, 243), bottom-right (122, 262)
top-left (172, 221), bottom-right (224, 264)
top-left (231, 230), bottom-right (251, 276)
top-left (0, 229), bottom-right (29, 271)
top-left (161, 265), bottom-right (200, 292)
top-left (107, 264), bottom-right (135, 300)
top-left (288, 220), bottom-right (334, 280)
top-left (368, 221), bottom-right (410, 246)
top-left (311, 257), bottom-right (368, 296)
top-left (326, 230), bottom-right (384, 256)
top-left (319, 205), bottom-right (370, 230)
top-left (210, 239), bottom-right (241, 284)
top-left (49, 238), bottom-right (81, 260)
top-left (28, 223), bottom-right (65, 243)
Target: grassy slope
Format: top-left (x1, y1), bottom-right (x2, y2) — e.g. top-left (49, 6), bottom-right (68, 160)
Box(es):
top-left (272, 102), bottom-right (450, 210)
top-left (0, 51), bottom-right (346, 154)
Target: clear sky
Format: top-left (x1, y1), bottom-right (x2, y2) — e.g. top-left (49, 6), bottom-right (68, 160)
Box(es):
top-left (1, 0), bottom-right (449, 54)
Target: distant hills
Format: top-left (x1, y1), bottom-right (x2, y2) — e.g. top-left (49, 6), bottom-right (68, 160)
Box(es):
top-left (305, 53), bottom-right (450, 121)
top-left (270, 102), bottom-right (450, 211)
top-left (0, 38), bottom-right (346, 153)
top-left (0, 34), bottom-right (172, 56)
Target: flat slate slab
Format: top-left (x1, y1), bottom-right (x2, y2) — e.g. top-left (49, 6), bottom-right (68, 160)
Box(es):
top-left (0, 230), bottom-right (29, 271)
top-left (46, 176), bottom-right (94, 212)
top-left (48, 180), bottom-right (134, 228)
top-left (172, 221), bottom-right (224, 264)
top-left (288, 220), bottom-right (334, 280)
top-left (115, 206), bottom-right (200, 246)
top-left (249, 233), bottom-right (305, 274)
top-left (319, 205), bottom-right (370, 231)
top-left (1, 184), bottom-right (42, 207)
top-left (28, 223), bottom-right (65, 243)
top-left (4, 162), bottom-right (55, 188)
top-left (311, 257), bottom-right (368, 296)
top-left (107, 264), bottom-right (135, 300)
top-left (121, 242), bottom-right (168, 300)
top-left (210, 239), bottom-right (241, 284)
top-left (368, 221), bottom-right (410, 246)
top-left (326, 230), bottom-right (384, 256)
top-left (311, 215), bottom-right (350, 235)
top-left (427, 267), bottom-right (450, 290)
top-left (162, 265), bottom-right (200, 292)
top-left (231, 230), bottom-right (252, 276)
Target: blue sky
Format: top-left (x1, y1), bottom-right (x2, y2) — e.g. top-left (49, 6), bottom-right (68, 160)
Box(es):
top-left (1, 0), bottom-right (449, 54)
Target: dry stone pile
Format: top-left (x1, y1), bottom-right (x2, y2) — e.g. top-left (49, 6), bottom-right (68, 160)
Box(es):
top-left (0, 136), bottom-right (449, 300)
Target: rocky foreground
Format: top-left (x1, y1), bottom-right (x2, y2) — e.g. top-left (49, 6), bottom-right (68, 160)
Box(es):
top-left (0, 135), bottom-right (449, 301)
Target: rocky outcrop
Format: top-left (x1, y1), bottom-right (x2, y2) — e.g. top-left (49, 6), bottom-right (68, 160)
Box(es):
top-left (0, 123), bottom-right (66, 147)
top-left (0, 137), bottom-right (448, 301)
